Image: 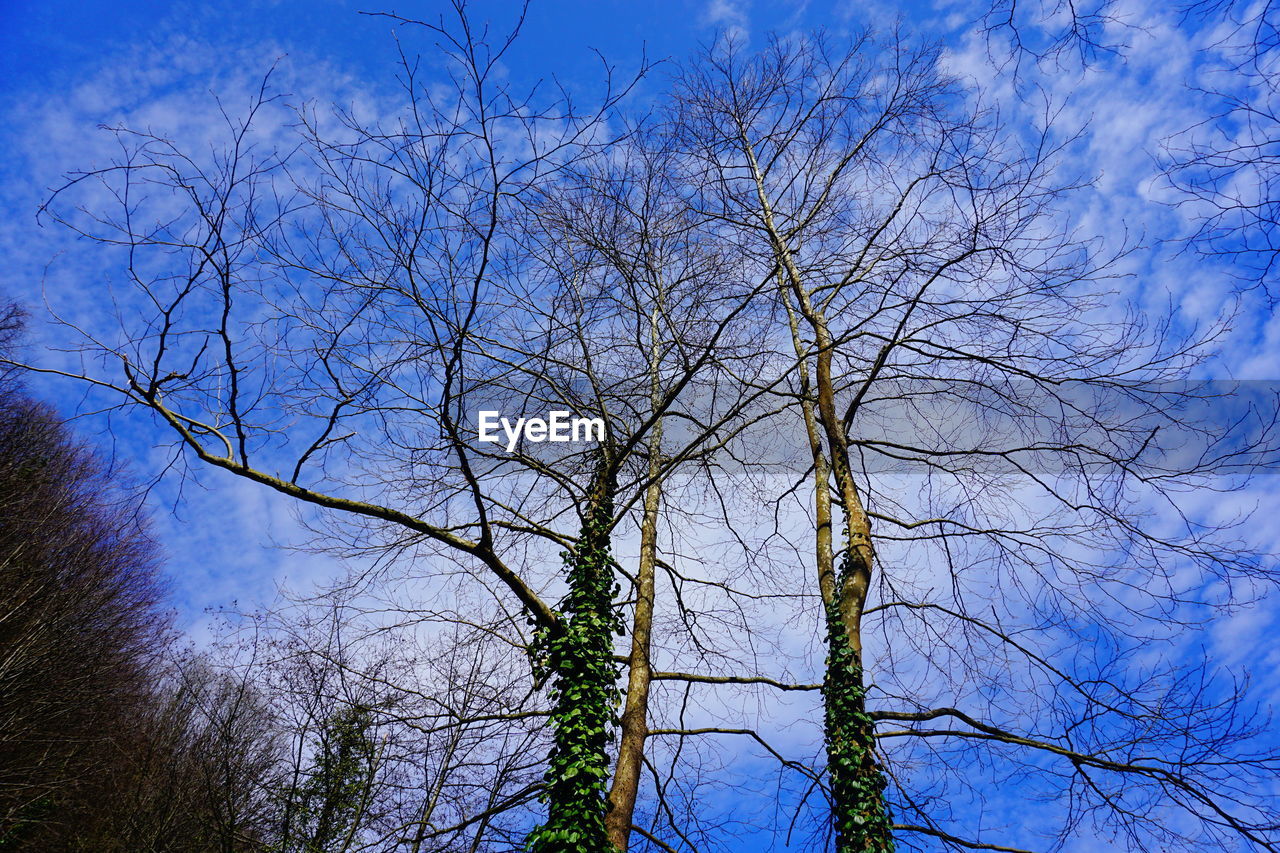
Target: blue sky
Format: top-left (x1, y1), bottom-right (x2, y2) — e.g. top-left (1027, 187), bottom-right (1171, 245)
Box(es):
top-left (3, 0), bottom-right (1280, 850)
top-left (0, 0), bottom-right (931, 628)
top-left (5, 0), bottom-right (1255, 621)
top-left (0, 0), bottom-right (823, 104)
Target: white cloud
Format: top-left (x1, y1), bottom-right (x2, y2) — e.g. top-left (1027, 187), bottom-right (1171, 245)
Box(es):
top-left (702, 0), bottom-right (751, 41)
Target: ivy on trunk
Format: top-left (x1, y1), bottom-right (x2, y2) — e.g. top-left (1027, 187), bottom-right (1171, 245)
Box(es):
top-left (824, 613), bottom-right (893, 853)
top-left (527, 467), bottom-right (622, 853)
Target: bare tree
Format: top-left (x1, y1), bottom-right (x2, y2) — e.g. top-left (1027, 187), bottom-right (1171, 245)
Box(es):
top-left (18, 1), bottom-right (663, 844)
top-left (231, 583), bottom-right (552, 853)
top-left (16, 4), bottom-right (778, 849)
top-left (653, 28), bottom-right (1280, 853)
top-left (1161, 1), bottom-right (1280, 297)
top-left (0, 318), bottom-right (286, 852)
top-left (0, 380), bottom-right (169, 848)
top-left (15, 7), bottom-right (1280, 853)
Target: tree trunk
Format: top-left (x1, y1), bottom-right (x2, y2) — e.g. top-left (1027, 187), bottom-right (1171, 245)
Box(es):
top-left (785, 288), bottom-right (892, 853)
top-left (605, 470), bottom-right (658, 850)
top-left (750, 142), bottom-right (893, 851)
top-left (811, 312), bottom-right (892, 853)
top-left (607, 296), bottom-right (665, 850)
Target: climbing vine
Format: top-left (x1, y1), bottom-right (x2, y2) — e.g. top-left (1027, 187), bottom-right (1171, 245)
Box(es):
top-left (527, 469), bottom-right (623, 853)
top-left (824, 566), bottom-right (894, 852)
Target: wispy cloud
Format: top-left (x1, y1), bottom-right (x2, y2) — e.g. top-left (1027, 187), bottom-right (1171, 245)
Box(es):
top-left (0, 28), bottom-right (372, 630)
top-left (702, 0), bottom-right (751, 41)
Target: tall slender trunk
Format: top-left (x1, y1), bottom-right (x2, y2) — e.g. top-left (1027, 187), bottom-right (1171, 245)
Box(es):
top-left (796, 299), bottom-right (892, 853)
top-left (606, 297), bottom-right (665, 850)
top-left (781, 280), bottom-right (837, 613)
top-left (811, 318), bottom-right (891, 853)
top-left (605, 467), bottom-right (658, 850)
top-left (744, 135), bottom-right (892, 851)
top-left (527, 463), bottom-right (620, 853)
